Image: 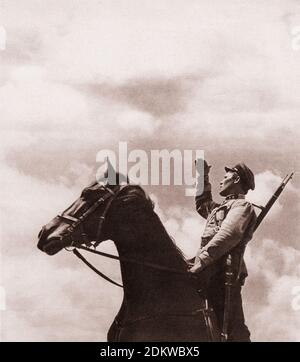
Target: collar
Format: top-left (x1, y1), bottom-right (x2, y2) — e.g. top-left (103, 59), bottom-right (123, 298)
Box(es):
top-left (225, 194), bottom-right (245, 201)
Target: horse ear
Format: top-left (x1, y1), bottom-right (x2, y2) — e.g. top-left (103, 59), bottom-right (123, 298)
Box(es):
top-left (97, 157), bottom-right (129, 186)
top-left (96, 157), bottom-right (116, 185)
top-left (105, 157), bottom-right (115, 180)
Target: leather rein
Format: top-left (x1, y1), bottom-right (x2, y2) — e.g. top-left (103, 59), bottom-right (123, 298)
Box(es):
top-left (59, 185), bottom-right (188, 288)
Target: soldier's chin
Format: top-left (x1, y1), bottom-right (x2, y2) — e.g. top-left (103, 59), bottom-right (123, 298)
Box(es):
top-left (219, 188), bottom-right (227, 197)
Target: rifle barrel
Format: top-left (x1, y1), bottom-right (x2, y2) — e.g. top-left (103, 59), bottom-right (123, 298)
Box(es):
top-left (254, 172), bottom-right (294, 231)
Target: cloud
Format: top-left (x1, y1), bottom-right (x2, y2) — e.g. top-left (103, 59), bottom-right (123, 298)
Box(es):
top-left (1, 250), bottom-right (123, 341)
top-left (247, 171), bottom-right (285, 219)
top-left (2, 0), bottom-right (299, 84)
top-left (0, 65), bottom-right (160, 137)
top-left (0, 66), bottom-right (89, 132)
top-left (150, 193), bottom-right (206, 258)
top-left (244, 238), bottom-right (300, 341)
top-left (1, 0), bottom-right (299, 342)
top-left (116, 109), bottom-right (161, 136)
top-left (81, 76), bottom-right (194, 118)
top-left (0, 161), bottom-right (123, 341)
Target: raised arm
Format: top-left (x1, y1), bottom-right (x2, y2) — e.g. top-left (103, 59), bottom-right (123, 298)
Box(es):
top-left (195, 159), bottom-right (219, 219)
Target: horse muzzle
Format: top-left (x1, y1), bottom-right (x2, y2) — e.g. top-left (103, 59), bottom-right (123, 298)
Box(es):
top-left (38, 225), bottom-right (71, 255)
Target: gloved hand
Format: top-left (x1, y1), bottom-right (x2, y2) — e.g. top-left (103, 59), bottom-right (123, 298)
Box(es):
top-left (188, 258), bottom-right (206, 274)
top-left (195, 159), bottom-right (211, 175)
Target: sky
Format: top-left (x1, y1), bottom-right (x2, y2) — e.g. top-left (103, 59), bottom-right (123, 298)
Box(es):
top-left (0, 0), bottom-right (300, 341)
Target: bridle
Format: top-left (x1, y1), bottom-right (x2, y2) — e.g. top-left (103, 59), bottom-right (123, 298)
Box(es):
top-left (55, 184), bottom-right (217, 341)
top-left (57, 184), bottom-right (188, 288)
top-left (59, 184), bottom-right (121, 250)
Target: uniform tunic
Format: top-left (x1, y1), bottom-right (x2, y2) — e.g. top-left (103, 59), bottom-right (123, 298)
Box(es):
top-left (195, 178), bottom-right (257, 341)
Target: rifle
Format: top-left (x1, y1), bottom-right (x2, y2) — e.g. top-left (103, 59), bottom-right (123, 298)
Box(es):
top-left (221, 171), bottom-right (294, 342)
top-left (252, 172), bottom-right (294, 231)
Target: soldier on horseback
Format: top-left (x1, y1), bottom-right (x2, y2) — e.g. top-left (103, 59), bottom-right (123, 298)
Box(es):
top-left (189, 160), bottom-right (257, 341)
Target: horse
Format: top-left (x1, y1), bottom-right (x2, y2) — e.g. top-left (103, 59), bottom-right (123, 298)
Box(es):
top-left (37, 178), bottom-right (220, 342)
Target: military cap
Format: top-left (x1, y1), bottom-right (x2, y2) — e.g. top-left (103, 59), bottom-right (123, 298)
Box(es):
top-left (225, 163), bottom-right (255, 192)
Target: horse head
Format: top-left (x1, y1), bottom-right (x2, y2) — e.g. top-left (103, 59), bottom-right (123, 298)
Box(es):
top-left (37, 175), bottom-right (152, 255)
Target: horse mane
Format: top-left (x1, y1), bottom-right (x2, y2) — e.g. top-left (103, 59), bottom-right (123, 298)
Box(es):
top-left (151, 211), bottom-right (187, 264)
top-left (115, 184), bottom-right (187, 268)
top-left (82, 177), bottom-right (187, 266)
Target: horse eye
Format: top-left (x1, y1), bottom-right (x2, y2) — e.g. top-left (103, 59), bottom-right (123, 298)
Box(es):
top-left (81, 189), bottom-right (90, 199)
top-left (81, 188), bottom-right (97, 201)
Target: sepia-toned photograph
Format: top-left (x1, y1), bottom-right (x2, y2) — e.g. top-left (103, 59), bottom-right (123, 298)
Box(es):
top-left (0, 0), bottom-right (299, 345)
